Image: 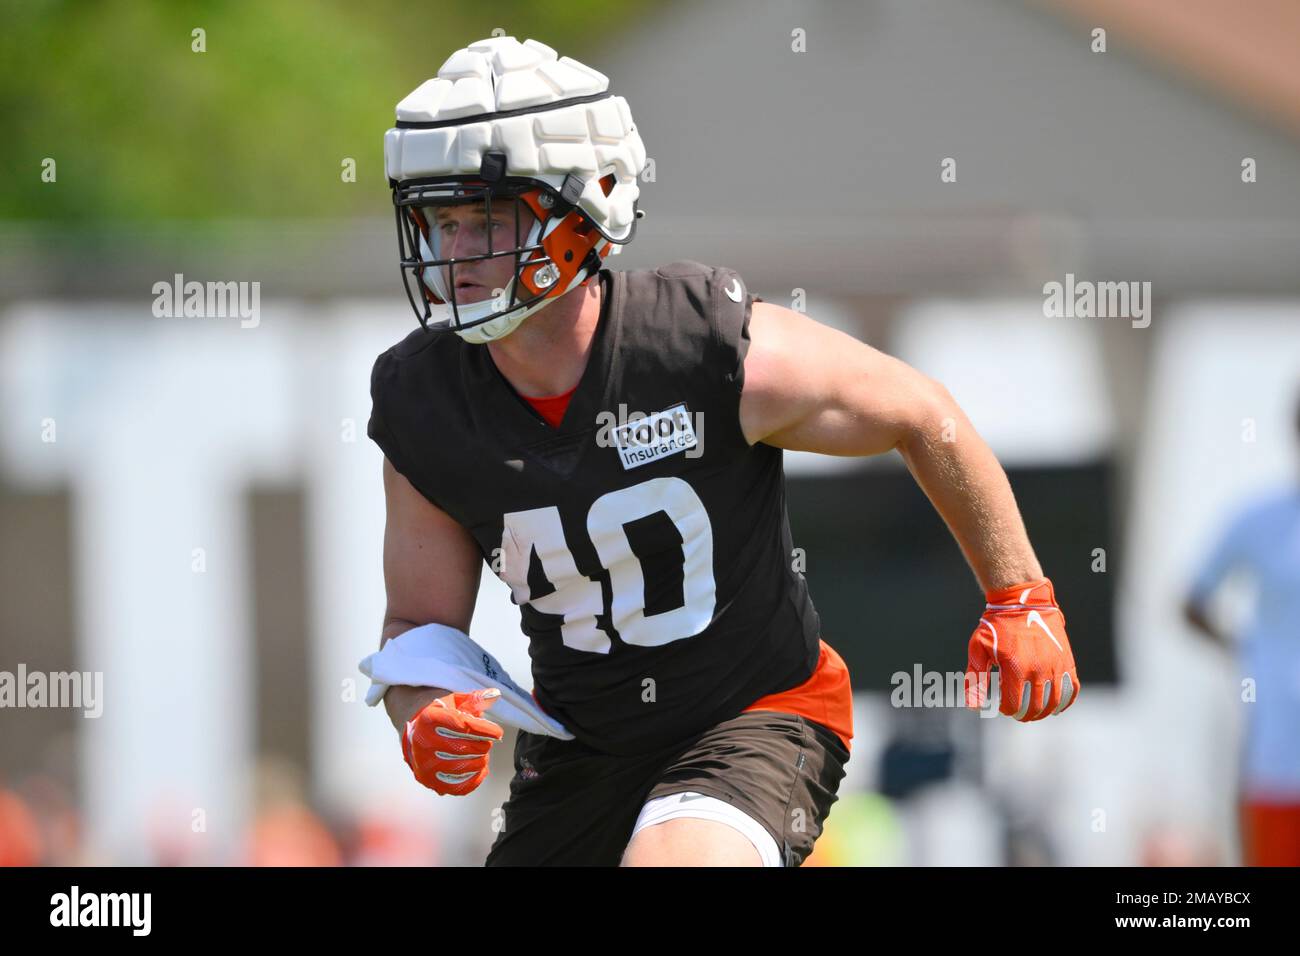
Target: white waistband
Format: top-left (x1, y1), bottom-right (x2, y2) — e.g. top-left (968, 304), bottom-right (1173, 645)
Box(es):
top-left (629, 790), bottom-right (784, 867)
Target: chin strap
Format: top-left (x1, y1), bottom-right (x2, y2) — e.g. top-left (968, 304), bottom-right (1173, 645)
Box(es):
top-left (457, 252), bottom-right (602, 344)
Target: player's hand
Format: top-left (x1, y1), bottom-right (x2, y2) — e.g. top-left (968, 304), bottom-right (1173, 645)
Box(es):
top-left (964, 578), bottom-right (1080, 721)
top-left (401, 688), bottom-right (505, 795)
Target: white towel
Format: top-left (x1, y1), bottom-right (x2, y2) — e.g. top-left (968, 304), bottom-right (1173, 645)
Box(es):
top-left (358, 622), bottom-right (574, 740)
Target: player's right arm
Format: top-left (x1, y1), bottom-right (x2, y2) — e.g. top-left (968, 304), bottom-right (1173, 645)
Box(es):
top-left (379, 457), bottom-right (504, 795)
top-left (379, 455), bottom-right (483, 730)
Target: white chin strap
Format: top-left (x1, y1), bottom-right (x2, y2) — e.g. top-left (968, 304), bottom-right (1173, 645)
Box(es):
top-left (418, 216), bottom-right (584, 345)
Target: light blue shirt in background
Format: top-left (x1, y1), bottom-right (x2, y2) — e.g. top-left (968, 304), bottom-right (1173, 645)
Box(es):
top-left (1189, 486), bottom-right (1300, 799)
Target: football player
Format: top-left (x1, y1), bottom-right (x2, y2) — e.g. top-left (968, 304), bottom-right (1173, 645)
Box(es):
top-left (368, 36), bottom-right (1080, 866)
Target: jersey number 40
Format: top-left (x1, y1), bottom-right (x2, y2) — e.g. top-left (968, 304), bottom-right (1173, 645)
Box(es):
top-left (498, 476), bottom-right (716, 654)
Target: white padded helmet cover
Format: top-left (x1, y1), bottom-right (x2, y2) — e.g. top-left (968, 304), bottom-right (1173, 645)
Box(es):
top-left (385, 36), bottom-right (646, 243)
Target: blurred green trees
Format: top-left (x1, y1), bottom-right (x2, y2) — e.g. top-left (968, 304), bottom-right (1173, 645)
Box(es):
top-left (0, 0), bottom-right (653, 223)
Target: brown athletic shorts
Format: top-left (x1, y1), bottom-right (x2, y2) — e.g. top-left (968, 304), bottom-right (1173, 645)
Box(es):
top-left (484, 709), bottom-right (850, 866)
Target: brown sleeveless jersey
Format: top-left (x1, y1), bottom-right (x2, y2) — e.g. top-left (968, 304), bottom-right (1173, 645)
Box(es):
top-left (368, 260), bottom-right (822, 755)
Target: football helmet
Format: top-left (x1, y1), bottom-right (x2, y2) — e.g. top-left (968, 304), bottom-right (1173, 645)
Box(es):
top-left (385, 36), bottom-right (647, 344)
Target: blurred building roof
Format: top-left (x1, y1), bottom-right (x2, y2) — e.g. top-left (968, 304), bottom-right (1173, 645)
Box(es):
top-left (1041, 0), bottom-right (1300, 138)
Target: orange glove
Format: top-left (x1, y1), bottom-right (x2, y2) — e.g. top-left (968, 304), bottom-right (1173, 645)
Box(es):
top-left (401, 688), bottom-right (505, 795)
top-left (965, 578), bottom-right (1080, 721)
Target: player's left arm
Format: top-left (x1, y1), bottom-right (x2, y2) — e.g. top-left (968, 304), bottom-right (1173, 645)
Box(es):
top-left (740, 302), bottom-right (1037, 590)
top-left (739, 301), bottom-right (1080, 721)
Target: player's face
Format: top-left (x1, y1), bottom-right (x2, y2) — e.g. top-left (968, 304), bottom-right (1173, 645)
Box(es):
top-left (427, 197), bottom-right (537, 305)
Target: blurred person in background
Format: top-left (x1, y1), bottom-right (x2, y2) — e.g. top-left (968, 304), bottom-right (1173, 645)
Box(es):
top-left (340, 811), bottom-right (441, 867)
top-left (0, 787), bottom-right (43, 866)
top-left (1, 774), bottom-right (85, 867)
top-left (1137, 822), bottom-right (1221, 867)
top-left (239, 756), bottom-right (342, 867)
top-left (1184, 389), bottom-right (1300, 866)
top-left (23, 775), bottom-right (84, 866)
